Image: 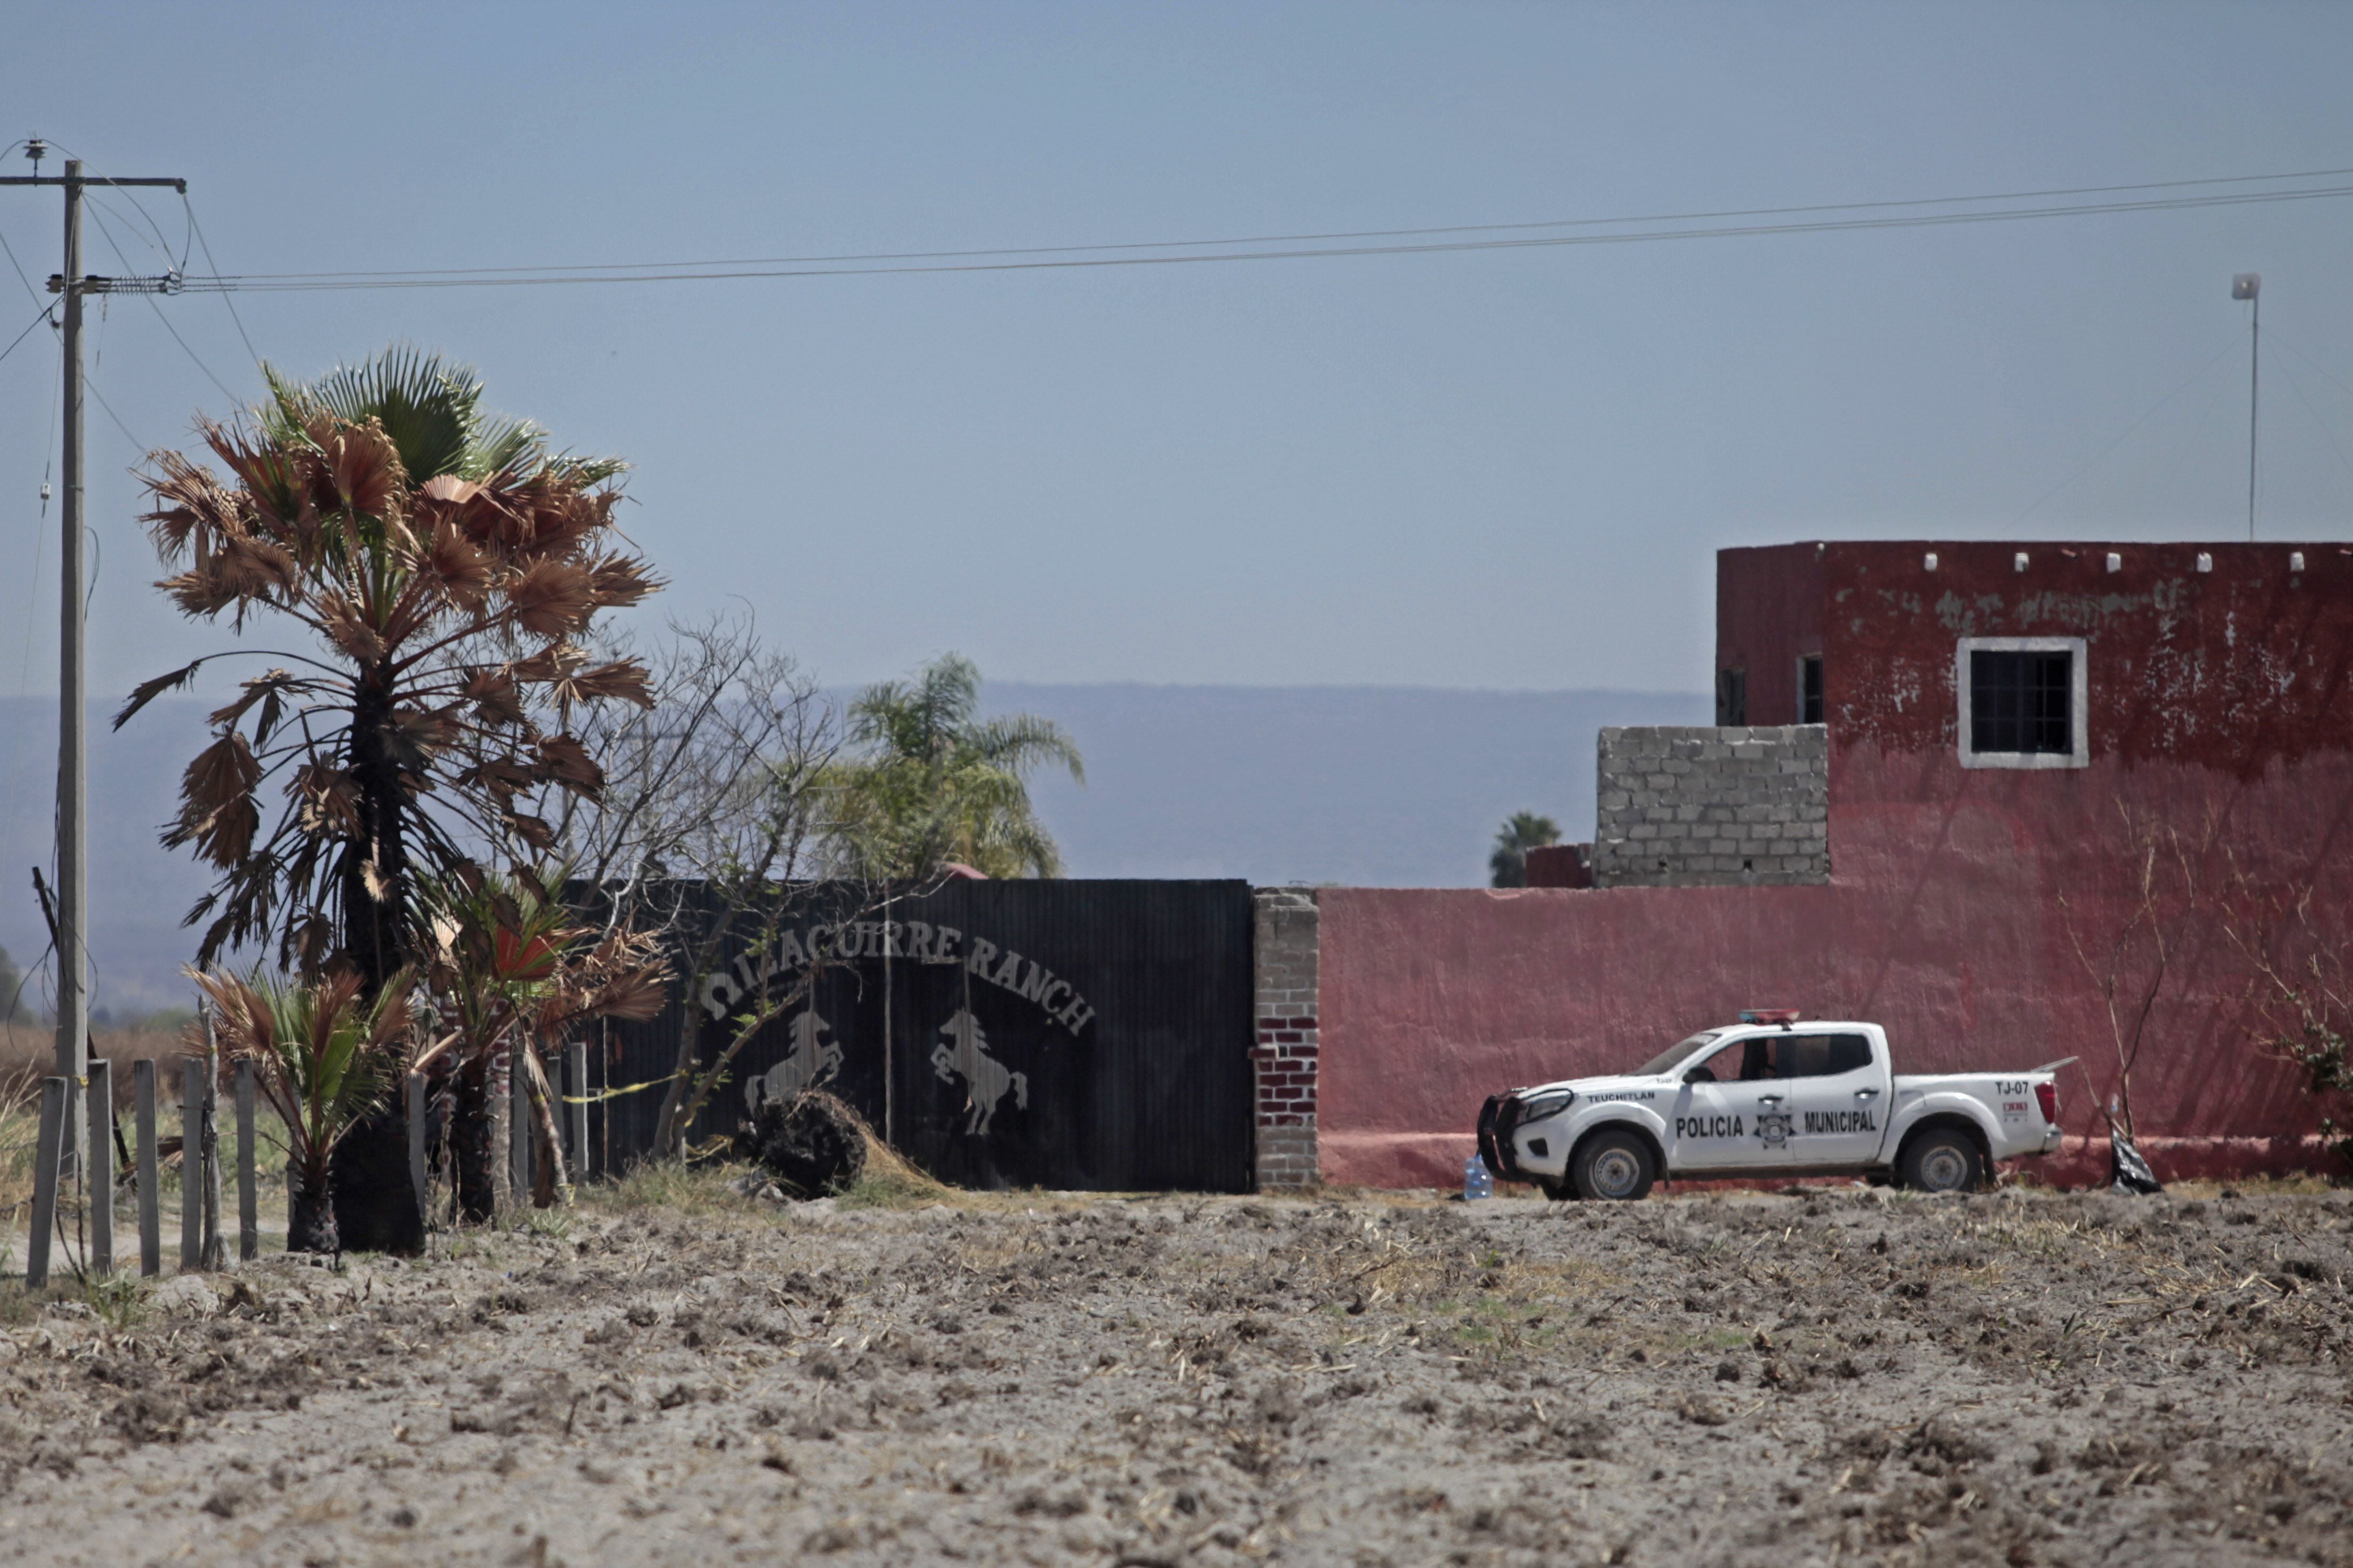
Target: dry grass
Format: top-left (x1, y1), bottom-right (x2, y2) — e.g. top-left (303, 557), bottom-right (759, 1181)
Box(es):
top-left (837, 1132), bottom-right (957, 1209)
top-left (0, 1025), bottom-right (195, 1112)
top-left (580, 1157), bottom-right (761, 1219)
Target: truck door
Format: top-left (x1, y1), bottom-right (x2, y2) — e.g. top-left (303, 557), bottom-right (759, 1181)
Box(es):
top-left (1773, 1032), bottom-right (1885, 1166)
top-left (1667, 1035), bottom-right (1790, 1171)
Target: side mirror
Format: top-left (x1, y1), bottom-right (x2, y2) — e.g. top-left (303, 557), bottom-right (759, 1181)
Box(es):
top-left (1684, 1067), bottom-right (1716, 1084)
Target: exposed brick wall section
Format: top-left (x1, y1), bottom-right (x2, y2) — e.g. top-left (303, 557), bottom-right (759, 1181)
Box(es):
top-left (1592, 724), bottom-right (1829, 888)
top-left (1252, 888), bottom-right (1320, 1190)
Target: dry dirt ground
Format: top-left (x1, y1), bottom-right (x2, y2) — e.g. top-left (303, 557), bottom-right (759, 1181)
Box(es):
top-left (2, 1179), bottom-right (2351, 1567)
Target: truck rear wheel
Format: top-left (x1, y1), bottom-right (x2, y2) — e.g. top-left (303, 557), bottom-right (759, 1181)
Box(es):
top-left (1899, 1127), bottom-right (1984, 1194)
top-left (1570, 1129), bottom-right (1655, 1202)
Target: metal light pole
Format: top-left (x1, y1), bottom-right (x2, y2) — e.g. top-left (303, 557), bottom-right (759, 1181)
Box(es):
top-left (2234, 272), bottom-right (2260, 541)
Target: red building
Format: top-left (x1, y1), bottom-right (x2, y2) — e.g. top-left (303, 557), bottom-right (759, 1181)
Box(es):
top-left (1274, 541), bottom-right (2353, 1190)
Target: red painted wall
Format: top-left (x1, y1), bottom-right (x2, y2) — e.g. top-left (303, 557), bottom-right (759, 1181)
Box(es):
top-left (1820, 541), bottom-right (2353, 766)
top-left (1718, 543), bottom-right (1824, 724)
top-left (1318, 541), bottom-right (2353, 1189)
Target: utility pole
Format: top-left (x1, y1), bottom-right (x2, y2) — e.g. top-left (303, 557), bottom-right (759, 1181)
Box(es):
top-left (0, 145), bottom-right (185, 1194)
top-left (2234, 272), bottom-right (2261, 541)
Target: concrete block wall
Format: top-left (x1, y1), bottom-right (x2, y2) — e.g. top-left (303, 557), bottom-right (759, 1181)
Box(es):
top-left (1592, 725), bottom-right (1829, 888)
top-left (1252, 888), bottom-right (1320, 1190)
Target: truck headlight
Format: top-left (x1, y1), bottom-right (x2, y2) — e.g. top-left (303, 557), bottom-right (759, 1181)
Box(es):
top-left (1516, 1089), bottom-right (1575, 1122)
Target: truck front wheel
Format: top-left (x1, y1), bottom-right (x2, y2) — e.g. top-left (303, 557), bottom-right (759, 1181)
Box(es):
top-left (1570, 1129), bottom-right (1656, 1201)
top-left (1899, 1127), bottom-right (1985, 1194)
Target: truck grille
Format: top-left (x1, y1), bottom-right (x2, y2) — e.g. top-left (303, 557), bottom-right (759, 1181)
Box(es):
top-left (1477, 1094), bottom-right (1527, 1181)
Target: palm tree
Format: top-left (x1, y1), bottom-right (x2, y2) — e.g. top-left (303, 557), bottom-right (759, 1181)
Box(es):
top-left (414, 864), bottom-right (667, 1218)
top-left (122, 346), bottom-right (657, 1249)
top-left (1489, 810), bottom-right (1562, 888)
top-left (823, 654), bottom-right (1082, 879)
top-left (192, 967), bottom-right (410, 1254)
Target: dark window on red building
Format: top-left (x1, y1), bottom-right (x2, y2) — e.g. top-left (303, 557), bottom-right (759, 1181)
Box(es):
top-left (1717, 668), bottom-right (1747, 725)
top-left (1970, 649), bottom-right (2072, 754)
top-left (1799, 655), bottom-right (1823, 724)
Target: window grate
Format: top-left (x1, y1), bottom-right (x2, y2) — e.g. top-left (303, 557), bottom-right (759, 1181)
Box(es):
top-left (1969, 649), bottom-right (2072, 754)
top-left (1799, 656), bottom-right (1823, 724)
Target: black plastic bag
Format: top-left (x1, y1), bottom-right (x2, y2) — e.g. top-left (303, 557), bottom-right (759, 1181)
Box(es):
top-left (2107, 1115), bottom-right (2163, 1196)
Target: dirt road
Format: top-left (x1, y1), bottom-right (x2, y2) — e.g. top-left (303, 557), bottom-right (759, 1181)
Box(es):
top-left (1, 1179), bottom-right (2348, 1566)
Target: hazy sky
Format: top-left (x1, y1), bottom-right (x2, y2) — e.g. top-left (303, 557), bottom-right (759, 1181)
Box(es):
top-left (3, 2), bottom-right (2352, 712)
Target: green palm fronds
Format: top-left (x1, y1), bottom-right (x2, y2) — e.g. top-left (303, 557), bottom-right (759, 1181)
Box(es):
top-left (193, 966), bottom-right (411, 1175)
top-left (823, 654), bottom-right (1082, 880)
top-left (257, 344), bottom-right (617, 485)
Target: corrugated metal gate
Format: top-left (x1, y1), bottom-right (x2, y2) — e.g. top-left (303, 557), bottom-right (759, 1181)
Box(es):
top-left (587, 880), bottom-right (1255, 1192)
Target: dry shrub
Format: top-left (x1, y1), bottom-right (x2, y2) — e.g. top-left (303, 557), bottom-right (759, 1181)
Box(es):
top-left (823, 1097), bottom-right (950, 1209)
top-left (2, 1026), bottom-right (193, 1112)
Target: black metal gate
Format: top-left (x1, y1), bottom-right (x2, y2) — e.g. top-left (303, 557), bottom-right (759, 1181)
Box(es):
top-left (590, 879), bottom-right (1254, 1192)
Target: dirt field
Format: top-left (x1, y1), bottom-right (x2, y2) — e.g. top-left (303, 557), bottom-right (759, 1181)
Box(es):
top-left (1, 1176), bottom-right (2350, 1566)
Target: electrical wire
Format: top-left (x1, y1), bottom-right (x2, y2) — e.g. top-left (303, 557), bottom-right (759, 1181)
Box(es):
top-left (0, 331), bottom-right (60, 957)
top-left (0, 220), bottom-right (46, 313)
top-left (180, 195), bottom-right (263, 373)
top-left (85, 188), bottom-right (183, 276)
top-left (79, 368), bottom-right (148, 454)
top-left (199, 162), bottom-right (2353, 285)
top-left (83, 200), bottom-right (240, 402)
top-left (0, 301), bottom-right (54, 370)
top-left (176, 182), bottom-right (2353, 292)
top-left (25, 137), bottom-right (188, 265)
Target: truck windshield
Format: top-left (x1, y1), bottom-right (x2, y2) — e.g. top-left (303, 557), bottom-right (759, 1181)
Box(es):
top-left (1635, 1030), bottom-right (1722, 1077)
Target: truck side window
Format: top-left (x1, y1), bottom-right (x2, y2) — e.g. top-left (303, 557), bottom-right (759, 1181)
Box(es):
top-left (1684, 1041), bottom-right (1749, 1083)
top-left (1782, 1033), bottom-right (1874, 1077)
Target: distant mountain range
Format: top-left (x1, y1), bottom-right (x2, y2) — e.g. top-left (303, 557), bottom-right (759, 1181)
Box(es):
top-left (0, 684), bottom-right (1704, 1015)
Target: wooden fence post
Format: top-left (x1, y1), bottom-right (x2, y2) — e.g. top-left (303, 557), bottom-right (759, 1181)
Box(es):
top-left (180, 1058), bottom-right (203, 1271)
top-left (135, 1061), bottom-right (160, 1277)
top-left (234, 1060), bottom-right (257, 1263)
top-left (510, 1046), bottom-right (533, 1211)
top-left (85, 1060), bottom-right (113, 1275)
top-left (25, 1078), bottom-right (64, 1289)
top-left (406, 1072), bottom-right (428, 1232)
top-left (566, 1041), bottom-right (589, 1182)
top-left (201, 1017), bottom-right (225, 1271)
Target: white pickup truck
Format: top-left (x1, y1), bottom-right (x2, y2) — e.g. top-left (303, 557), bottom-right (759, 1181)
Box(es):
top-left (1476, 1013), bottom-right (2067, 1200)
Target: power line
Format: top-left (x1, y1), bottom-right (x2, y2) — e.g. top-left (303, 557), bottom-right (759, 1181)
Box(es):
top-left (0, 300), bottom-right (54, 370)
top-left (85, 188), bottom-right (182, 274)
top-left (82, 200), bottom-right (240, 403)
top-left (180, 195), bottom-right (263, 372)
top-left (0, 219), bottom-right (45, 311)
top-left (180, 180), bottom-right (2353, 294)
top-left (199, 162), bottom-right (2353, 285)
top-left (81, 368), bottom-right (148, 453)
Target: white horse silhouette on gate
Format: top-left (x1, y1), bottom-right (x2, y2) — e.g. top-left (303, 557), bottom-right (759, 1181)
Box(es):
top-left (745, 1009), bottom-right (845, 1113)
top-left (933, 1009), bottom-right (1028, 1135)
